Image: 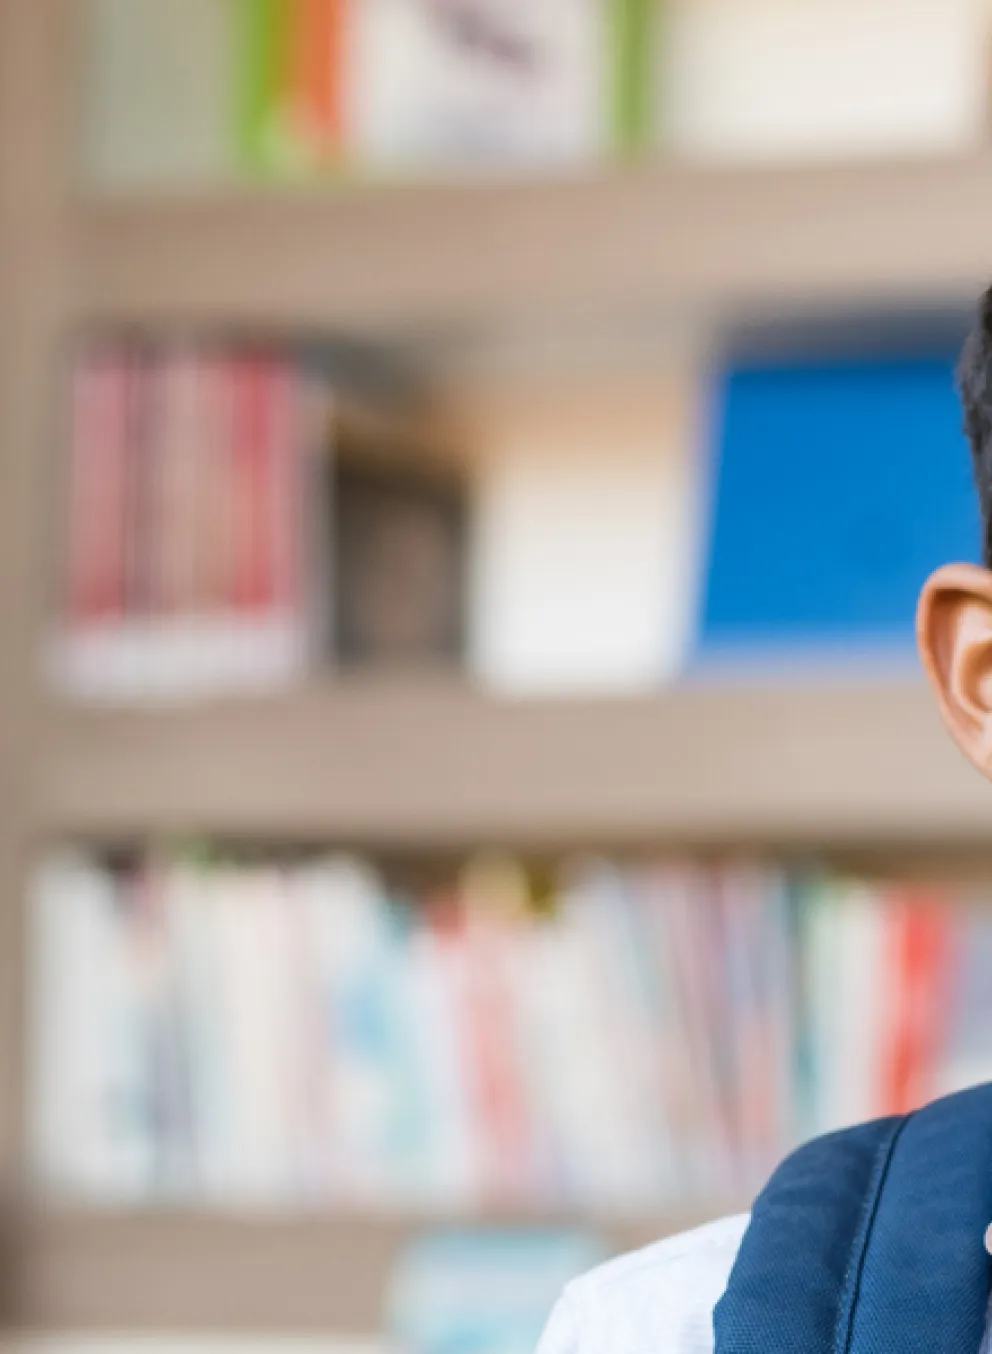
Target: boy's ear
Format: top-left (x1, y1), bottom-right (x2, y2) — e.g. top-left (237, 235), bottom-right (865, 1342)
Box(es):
top-left (918, 563), bottom-right (992, 777)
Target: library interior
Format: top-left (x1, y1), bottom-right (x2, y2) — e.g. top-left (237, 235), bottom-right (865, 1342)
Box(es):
top-left (4, 1), bottom-right (992, 1351)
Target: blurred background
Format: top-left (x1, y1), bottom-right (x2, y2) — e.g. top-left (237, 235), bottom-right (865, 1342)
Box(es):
top-left (4, 1), bottom-right (992, 1351)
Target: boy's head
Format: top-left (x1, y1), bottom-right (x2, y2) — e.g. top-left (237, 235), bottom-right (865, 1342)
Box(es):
top-left (919, 290), bottom-right (992, 780)
top-left (958, 289), bottom-right (992, 567)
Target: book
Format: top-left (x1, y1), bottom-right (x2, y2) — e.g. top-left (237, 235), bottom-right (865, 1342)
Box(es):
top-left (470, 376), bottom-right (701, 694)
top-left (933, 901), bottom-right (992, 1099)
top-left (695, 354), bottom-right (980, 669)
top-left (33, 849), bottom-right (992, 1216)
top-left (387, 1228), bottom-right (606, 1354)
top-left (610, 0), bottom-right (660, 154)
top-left (330, 445), bottom-right (468, 670)
top-left (235, 0), bottom-right (355, 176)
top-left (29, 852), bottom-right (153, 1201)
top-left (350, 0), bottom-right (612, 173)
top-left (53, 343), bottom-right (315, 702)
top-left (663, 0), bottom-right (992, 163)
top-left (81, 0), bottom-right (234, 189)
top-left (879, 891), bottom-right (954, 1117)
top-left (63, 348), bottom-right (130, 625)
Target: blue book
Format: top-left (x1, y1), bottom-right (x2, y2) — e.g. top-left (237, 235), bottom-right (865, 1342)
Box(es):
top-left (694, 354), bottom-right (979, 668)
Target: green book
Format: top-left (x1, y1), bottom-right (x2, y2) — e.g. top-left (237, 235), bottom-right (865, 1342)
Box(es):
top-left (610, 0), bottom-right (657, 155)
top-left (234, 0), bottom-right (290, 174)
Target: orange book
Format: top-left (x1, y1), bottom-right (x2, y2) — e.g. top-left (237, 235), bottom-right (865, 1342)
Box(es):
top-left (288, 0), bottom-right (349, 165)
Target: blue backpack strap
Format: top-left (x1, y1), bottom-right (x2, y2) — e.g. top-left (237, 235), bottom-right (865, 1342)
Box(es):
top-left (843, 1083), bottom-right (992, 1353)
top-left (713, 1115), bottom-right (903, 1353)
top-left (714, 1083), bottom-right (992, 1354)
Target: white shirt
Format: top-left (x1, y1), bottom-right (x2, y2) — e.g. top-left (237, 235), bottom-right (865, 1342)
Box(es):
top-left (536, 1216), bottom-right (749, 1354)
top-left (538, 1214), bottom-right (992, 1354)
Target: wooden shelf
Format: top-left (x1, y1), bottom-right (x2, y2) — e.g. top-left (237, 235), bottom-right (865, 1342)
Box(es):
top-left (6, 1207), bottom-right (726, 1334)
top-left (31, 677), bottom-right (992, 850)
top-left (68, 154), bottom-right (992, 338)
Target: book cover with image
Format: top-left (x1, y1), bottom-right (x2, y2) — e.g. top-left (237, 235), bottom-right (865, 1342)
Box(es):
top-left (350, 0), bottom-right (617, 171)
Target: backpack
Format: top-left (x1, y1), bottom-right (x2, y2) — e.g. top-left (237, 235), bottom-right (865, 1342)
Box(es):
top-left (713, 1083), bottom-right (992, 1352)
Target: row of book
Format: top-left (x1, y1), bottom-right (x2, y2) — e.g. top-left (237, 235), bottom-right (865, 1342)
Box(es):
top-left (82, 0), bottom-right (992, 190)
top-left (29, 850), bottom-right (992, 1212)
top-left (52, 339), bottom-right (977, 701)
top-left (52, 344), bottom-right (466, 700)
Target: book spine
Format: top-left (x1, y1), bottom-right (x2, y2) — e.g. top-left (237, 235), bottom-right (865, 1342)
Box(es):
top-left (268, 362), bottom-right (303, 623)
top-left (235, 0), bottom-right (289, 172)
top-left (66, 350), bottom-right (129, 624)
top-left (882, 892), bottom-right (954, 1116)
top-left (287, 0), bottom-right (349, 167)
top-left (232, 355), bottom-right (272, 616)
top-left (156, 349), bottom-right (201, 617)
top-left (201, 353), bottom-right (238, 617)
top-left (610, 0), bottom-right (656, 154)
top-left (121, 348), bottom-right (155, 618)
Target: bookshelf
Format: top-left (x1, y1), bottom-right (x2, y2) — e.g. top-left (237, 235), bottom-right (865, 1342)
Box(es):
top-left (7, 1208), bottom-right (727, 1335)
top-left (5, 0), bottom-right (992, 1344)
top-left (35, 679), bottom-right (990, 851)
top-left (73, 154), bottom-right (992, 336)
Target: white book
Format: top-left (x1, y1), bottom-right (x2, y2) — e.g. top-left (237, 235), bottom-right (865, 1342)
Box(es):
top-left (470, 377), bottom-right (703, 694)
top-left (164, 861), bottom-right (231, 1201)
top-left (515, 872), bottom-right (658, 1213)
top-left (564, 861), bottom-right (678, 1209)
top-left (665, 0), bottom-right (992, 162)
top-left (80, 0), bottom-right (234, 190)
top-left (351, 0), bottom-right (609, 173)
top-left (208, 866), bottom-right (305, 1206)
top-left (29, 853), bottom-right (152, 1202)
top-left (806, 879), bottom-right (893, 1135)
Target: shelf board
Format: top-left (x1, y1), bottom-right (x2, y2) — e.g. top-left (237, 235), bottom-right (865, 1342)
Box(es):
top-left (69, 154), bottom-right (992, 337)
top-left (31, 677), bottom-right (992, 850)
top-left (7, 1207), bottom-right (725, 1334)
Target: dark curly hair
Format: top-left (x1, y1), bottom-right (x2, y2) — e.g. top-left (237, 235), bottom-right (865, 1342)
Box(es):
top-left (959, 289), bottom-right (992, 567)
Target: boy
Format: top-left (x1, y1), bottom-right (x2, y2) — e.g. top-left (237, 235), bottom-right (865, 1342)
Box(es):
top-left (536, 290), bottom-right (992, 1354)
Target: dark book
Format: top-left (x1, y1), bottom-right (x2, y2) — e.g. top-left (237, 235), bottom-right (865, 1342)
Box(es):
top-left (331, 448), bottom-right (468, 669)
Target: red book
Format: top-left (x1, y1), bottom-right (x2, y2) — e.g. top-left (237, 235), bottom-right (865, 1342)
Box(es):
top-left (199, 354), bottom-right (238, 616)
top-left (66, 350), bottom-right (129, 623)
top-left (156, 351), bottom-right (201, 617)
top-left (122, 351), bottom-right (155, 617)
top-left (231, 355), bottom-right (275, 616)
top-left (882, 892), bottom-right (954, 1116)
top-left (267, 363), bottom-right (303, 619)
